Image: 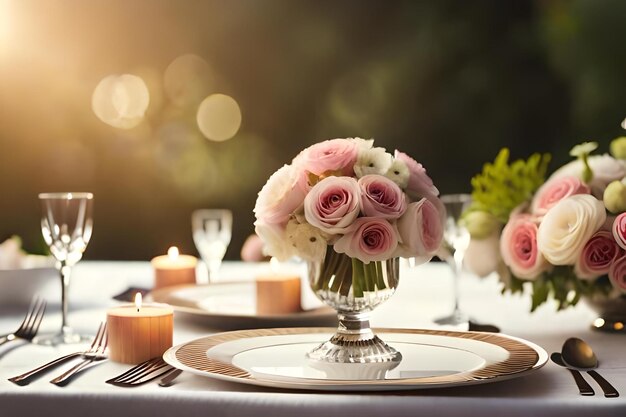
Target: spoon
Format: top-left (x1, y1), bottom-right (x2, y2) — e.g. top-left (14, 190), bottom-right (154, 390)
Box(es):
top-left (550, 352), bottom-right (594, 396)
top-left (561, 338), bottom-right (619, 398)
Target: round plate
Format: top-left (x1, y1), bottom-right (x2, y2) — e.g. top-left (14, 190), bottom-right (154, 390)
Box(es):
top-left (150, 283), bottom-right (337, 329)
top-left (163, 327), bottom-right (548, 391)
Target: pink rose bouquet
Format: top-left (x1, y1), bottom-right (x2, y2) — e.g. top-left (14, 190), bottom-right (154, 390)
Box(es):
top-left (465, 140), bottom-right (626, 311)
top-left (255, 138), bottom-right (445, 295)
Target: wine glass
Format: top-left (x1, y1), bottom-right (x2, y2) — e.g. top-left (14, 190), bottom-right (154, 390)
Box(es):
top-left (434, 193), bottom-right (472, 328)
top-left (192, 209), bottom-right (232, 283)
top-left (38, 192), bottom-right (93, 345)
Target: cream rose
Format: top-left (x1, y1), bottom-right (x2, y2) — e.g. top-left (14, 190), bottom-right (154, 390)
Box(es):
top-left (254, 221), bottom-right (295, 261)
top-left (537, 194), bottom-right (606, 265)
top-left (254, 164), bottom-right (306, 225)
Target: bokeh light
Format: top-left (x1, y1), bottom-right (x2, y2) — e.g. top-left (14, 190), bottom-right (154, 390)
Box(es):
top-left (196, 93), bottom-right (242, 142)
top-left (164, 54), bottom-right (213, 108)
top-left (92, 74), bottom-right (150, 129)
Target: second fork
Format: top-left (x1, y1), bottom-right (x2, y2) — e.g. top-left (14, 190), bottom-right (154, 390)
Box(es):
top-left (49, 322), bottom-right (109, 386)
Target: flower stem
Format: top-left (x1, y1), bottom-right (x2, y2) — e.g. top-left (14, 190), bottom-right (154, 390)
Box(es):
top-left (351, 258), bottom-right (364, 298)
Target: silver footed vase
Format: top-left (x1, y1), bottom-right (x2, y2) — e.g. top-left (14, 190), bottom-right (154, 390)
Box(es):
top-left (307, 248), bottom-right (402, 363)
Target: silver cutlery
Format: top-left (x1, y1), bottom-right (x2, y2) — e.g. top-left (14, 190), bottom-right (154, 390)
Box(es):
top-left (158, 369), bottom-right (183, 387)
top-left (551, 352), bottom-right (595, 396)
top-left (106, 357), bottom-right (175, 387)
top-left (0, 297), bottom-right (47, 347)
top-left (9, 322), bottom-right (107, 385)
top-left (49, 322), bottom-right (108, 386)
top-left (561, 337), bottom-right (619, 398)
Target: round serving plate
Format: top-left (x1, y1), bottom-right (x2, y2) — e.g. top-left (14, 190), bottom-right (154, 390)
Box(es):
top-left (162, 327), bottom-right (547, 391)
top-left (150, 283), bottom-right (337, 329)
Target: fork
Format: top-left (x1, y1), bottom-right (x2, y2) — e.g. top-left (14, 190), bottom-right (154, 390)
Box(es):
top-left (0, 297), bottom-right (47, 347)
top-left (106, 357), bottom-right (175, 387)
top-left (49, 322), bottom-right (109, 386)
top-left (9, 322), bottom-right (107, 385)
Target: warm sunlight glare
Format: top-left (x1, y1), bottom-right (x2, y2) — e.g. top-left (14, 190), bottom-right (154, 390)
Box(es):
top-left (0, 0), bottom-right (12, 54)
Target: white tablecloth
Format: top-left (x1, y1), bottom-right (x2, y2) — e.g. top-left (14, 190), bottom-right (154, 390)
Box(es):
top-left (0, 261), bottom-right (624, 417)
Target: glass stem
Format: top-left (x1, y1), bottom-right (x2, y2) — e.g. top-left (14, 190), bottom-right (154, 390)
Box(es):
top-left (452, 251), bottom-right (463, 316)
top-left (335, 311), bottom-right (374, 341)
top-left (59, 262), bottom-right (72, 333)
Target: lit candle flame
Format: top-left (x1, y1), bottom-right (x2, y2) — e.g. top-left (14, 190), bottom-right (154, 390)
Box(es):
top-left (269, 257), bottom-right (280, 273)
top-left (135, 292), bottom-right (142, 312)
top-left (167, 246), bottom-right (179, 260)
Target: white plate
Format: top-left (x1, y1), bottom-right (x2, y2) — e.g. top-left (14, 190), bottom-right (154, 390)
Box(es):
top-left (163, 327), bottom-right (548, 391)
top-left (150, 283), bottom-right (337, 329)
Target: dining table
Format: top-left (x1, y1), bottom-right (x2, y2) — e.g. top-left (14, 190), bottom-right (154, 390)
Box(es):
top-left (0, 260), bottom-right (624, 417)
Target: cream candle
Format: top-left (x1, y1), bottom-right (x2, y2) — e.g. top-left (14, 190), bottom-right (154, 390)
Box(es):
top-left (151, 246), bottom-right (197, 289)
top-left (107, 293), bottom-right (174, 364)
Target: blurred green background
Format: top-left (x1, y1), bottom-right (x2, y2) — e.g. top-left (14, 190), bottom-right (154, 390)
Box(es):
top-left (1, 0), bottom-right (626, 260)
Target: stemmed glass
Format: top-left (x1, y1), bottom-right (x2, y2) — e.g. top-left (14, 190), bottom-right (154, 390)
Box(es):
top-left (192, 209), bottom-right (232, 283)
top-left (434, 194), bottom-right (472, 327)
top-left (38, 192), bottom-right (93, 345)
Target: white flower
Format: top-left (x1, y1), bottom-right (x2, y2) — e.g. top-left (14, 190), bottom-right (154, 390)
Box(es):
top-left (286, 220), bottom-right (327, 261)
top-left (354, 147), bottom-right (393, 178)
top-left (537, 194), bottom-right (606, 265)
top-left (384, 158), bottom-right (410, 189)
top-left (254, 164), bottom-right (305, 225)
top-left (347, 137), bottom-right (374, 150)
top-left (550, 154), bottom-right (626, 197)
top-left (254, 222), bottom-right (295, 261)
top-left (570, 142), bottom-right (598, 158)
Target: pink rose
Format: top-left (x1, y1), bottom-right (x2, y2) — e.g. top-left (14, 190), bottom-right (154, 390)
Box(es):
top-left (531, 176), bottom-right (590, 215)
top-left (612, 212), bottom-right (626, 250)
top-left (293, 139), bottom-right (358, 177)
top-left (240, 234), bottom-right (267, 262)
top-left (394, 150), bottom-right (439, 198)
top-left (550, 154), bottom-right (626, 198)
top-left (574, 231), bottom-right (622, 280)
top-left (609, 254), bottom-right (626, 293)
top-left (254, 164), bottom-right (306, 225)
top-left (304, 176), bottom-right (361, 234)
top-left (334, 217), bottom-right (398, 263)
top-left (358, 175), bottom-right (407, 219)
top-left (395, 198), bottom-right (445, 258)
top-left (500, 215), bottom-right (550, 280)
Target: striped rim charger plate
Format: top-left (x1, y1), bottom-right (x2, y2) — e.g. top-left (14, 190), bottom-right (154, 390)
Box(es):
top-left (162, 327), bottom-right (548, 391)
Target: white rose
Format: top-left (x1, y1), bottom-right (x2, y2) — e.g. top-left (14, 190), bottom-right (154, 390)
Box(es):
top-left (537, 194), bottom-right (606, 265)
top-left (254, 164), bottom-right (306, 225)
top-left (384, 158), bottom-right (410, 189)
top-left (353, 147), bottom-right (393, 178)
top-left (254, 221), bottom-right (295, 261)
top-left (550, 154), bottom-right (626, 197)
top-left (347, 137), bottom-right (374, 150)
top-left (285, 219), bottom-right (327, 261)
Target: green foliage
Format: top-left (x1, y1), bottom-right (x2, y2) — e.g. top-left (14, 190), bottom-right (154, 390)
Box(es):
top-left (503, 267), bottom-right (614, 312)
top-left (469, 149), bottom-right (552, 223)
